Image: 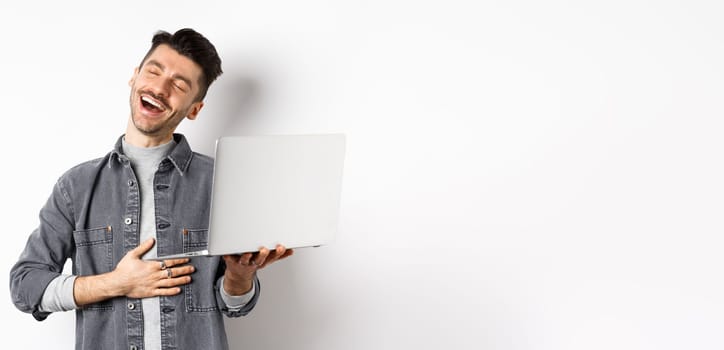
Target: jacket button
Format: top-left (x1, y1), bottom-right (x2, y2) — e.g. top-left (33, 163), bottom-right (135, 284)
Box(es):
top-left (125, 218), bottom-right (133, 225)
top-left (127, 302), bottom-right (135, 310)
top-left (128, 180), bottom-right (135, 187)
top-left (130, 346), bottom-right (138, 350)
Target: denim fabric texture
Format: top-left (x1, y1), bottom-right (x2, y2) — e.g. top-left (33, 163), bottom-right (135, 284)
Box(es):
top-left (10, 133), bottom-right (260, 350)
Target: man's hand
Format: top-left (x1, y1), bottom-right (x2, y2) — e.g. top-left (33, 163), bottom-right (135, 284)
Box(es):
top-left (222, 245), bottom-right (294, 295)
top-left (73, 238), bottom-right (195, 306)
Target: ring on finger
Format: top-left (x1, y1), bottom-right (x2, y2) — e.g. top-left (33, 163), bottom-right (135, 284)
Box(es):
top-left (160, 261), bottom-right (167, 270)
top-left (166, 268), bottom-right (173, 279)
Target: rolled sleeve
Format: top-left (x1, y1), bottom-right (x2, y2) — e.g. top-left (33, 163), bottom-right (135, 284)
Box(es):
top-left (215, 275), bottom-right (260, 318)
top-left (219, 275), bottom-right (255, 310)
top-left (10, 179), bottom-right (76, 320)
top-left (39, 274), bottom-right (78, 313)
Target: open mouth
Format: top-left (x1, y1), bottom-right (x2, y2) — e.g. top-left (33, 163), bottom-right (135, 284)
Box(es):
top-left (140, 94), bottom-right (167, 113)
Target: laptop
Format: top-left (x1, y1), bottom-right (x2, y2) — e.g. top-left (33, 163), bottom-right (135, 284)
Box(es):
top-left (150, 133), bottom-right (346, 260)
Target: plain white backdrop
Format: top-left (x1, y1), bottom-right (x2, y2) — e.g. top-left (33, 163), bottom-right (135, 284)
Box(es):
top-left (2, 1), bottom-right (723, 349)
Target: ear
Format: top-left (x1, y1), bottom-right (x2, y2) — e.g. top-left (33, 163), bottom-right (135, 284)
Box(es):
top-left (186, 101), bottom-right (204, 121)
top-left (128, 67), bottom-right (139, 87)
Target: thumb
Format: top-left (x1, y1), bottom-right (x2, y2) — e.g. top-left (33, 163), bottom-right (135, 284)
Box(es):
top-left (129, 238), bottom-right (156, 258)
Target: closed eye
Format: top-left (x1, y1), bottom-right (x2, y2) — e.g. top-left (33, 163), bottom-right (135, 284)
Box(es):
top-left (145, 67), bottom-right (161, 76)
top-left (174, 80), bottom-right (189, 92)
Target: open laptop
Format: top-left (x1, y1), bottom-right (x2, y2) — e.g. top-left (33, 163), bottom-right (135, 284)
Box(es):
top-left (151, 133), bottom-right (346, 260)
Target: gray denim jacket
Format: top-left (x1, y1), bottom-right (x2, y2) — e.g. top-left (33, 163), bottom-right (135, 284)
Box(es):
top-left (10, 134), bottom-right (260, 350)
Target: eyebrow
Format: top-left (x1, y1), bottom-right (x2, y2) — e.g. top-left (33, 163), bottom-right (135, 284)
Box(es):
top-left (145, 59), bottom-right (194, 88)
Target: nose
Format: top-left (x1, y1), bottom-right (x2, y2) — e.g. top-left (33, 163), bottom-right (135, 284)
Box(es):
top-left (147, 76), bottom-right (173, 98)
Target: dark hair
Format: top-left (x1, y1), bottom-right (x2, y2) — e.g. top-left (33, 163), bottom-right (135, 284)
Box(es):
top-left (139, 28), bottom-right (222, 101)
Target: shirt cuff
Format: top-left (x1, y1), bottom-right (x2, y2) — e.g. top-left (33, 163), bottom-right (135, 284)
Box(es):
top-left (219, 275), bottom-right (255, 310)
top-left (39, 274), bottom-right (78, 312)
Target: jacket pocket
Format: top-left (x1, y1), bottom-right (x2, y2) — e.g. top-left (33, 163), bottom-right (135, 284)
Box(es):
top-left (183, 228), bottom-right (209, 253)
top-left (73, 225), bottom-right (114, 311)
top-left (183, 228), bottom-right (219, 312)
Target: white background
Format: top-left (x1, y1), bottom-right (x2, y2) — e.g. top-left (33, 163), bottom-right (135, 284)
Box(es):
top-left (1, 1), bottom-right (723, 349)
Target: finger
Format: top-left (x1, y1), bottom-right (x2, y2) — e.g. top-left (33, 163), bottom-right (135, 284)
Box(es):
top-left (238, 253), bottom-right (252, 264)
top-left (260, 248), bottom-right (281, 266)
top-left (176, 265), bottom-right (195, 276)
top-left (129, 238), bottom-right (156, 258)
top-left (270, 249), bottom-right (293, 264)
top-left (223, 253), bottom-right (250, 266)
top-left (243, 252), bottom-right (255, 266)
top-left (277, 246), bottom-right (294, 259)
top-left (153, 286), bottom-right (183, 296)
top-left (259, 247), bottom-right (293, 268)
top-left (275, 245), bottom-right (286, 255)
top-left (281, 248), bottom-right (294, 259)
top-left (268, 245), bottom-right (288, 261)
top-left (155, 258), bottom-right (190, 272)
top-left (162, 265), bottom-right (195, 279)
top-left (222, 255), bottom-right (237, 265)
top-left (224, 253), bottom-right (242, 258)
top-left (165, 258), bottom-right (191, 268)
top-left (255, 247), bottom-right (270, 266)
top-left (157, 275), bottom-right (192, 288)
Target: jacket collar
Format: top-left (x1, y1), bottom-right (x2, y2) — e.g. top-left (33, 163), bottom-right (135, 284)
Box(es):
top-left (108, 133), bottom-right (194, 175)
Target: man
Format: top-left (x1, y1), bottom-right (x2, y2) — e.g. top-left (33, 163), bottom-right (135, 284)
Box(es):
top-left (10, 28), bottom-right (292, 350)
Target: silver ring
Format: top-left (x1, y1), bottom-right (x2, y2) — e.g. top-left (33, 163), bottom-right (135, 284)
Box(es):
top-left (166, 268), bottom-right (173, 278)
top-left (160, 261), bottom-right (167, 270)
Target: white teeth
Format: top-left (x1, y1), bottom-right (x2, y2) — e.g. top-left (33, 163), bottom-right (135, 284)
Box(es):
top-left (141, 95), bottom-right (164, 110)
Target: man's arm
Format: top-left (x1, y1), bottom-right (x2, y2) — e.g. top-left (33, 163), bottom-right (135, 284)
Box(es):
top-left (10, 180), bottom-right (76, 320)
top-left (222, 245), bottom-right (293, 295)
top-left (39, 275), bottom-right (77, 312)
top-left (215, 245), bottom-right (293, 316)
top-left (11, 177), bottom-right (195, 318)
top-left (74, 238), bottom-right (194, 306)
top-left (38, 238), bottom-right (196, 312)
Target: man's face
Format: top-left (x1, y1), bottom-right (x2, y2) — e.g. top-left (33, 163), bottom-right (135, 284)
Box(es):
top-left (128, 44), bottom-right (204, 140)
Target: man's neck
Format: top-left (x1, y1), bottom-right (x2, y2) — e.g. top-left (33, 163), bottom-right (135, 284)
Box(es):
top-left (125, 120), bottom-right (174, 148)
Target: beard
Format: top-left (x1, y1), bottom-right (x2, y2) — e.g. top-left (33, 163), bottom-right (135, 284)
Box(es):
top-left (129, 89), bottom-right (186, 137)
top-left (130, 111), bottom-right (182, 136)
